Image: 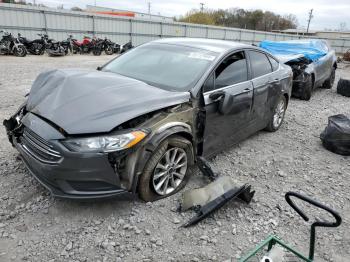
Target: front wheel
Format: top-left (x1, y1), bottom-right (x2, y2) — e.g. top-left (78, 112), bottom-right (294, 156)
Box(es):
top-left (14, 45), bottom-right (27, 57)
top-left (300, 75), bottom-right (313, 101)
top-left (92, 48), bottom-right (102, 56)
top-left (265, 96), bottom-right (287, 132)
top-left (322, 67), bottom-right (336, 89)
top-left (105, 45), bottom-right (114, 55)
top-left (138, 136), bottom-right (194, 202)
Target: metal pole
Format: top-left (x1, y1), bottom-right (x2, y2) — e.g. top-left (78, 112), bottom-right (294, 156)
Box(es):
top-left (92, 15), bottom-right (95, 37)
top-left (129, 19), bottom-right (132, 42)
top-left (42, 10), bottom-right (47, 34)
top-left (200, 3), bottom-right (204, 12)
top-left (306, 9), bottom-right (313, 34)
top-left (148, 2), bottom-right (151, 19)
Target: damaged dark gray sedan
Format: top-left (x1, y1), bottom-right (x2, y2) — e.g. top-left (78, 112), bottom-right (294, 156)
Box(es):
top-left (4, 38), bottom-right (292, 201)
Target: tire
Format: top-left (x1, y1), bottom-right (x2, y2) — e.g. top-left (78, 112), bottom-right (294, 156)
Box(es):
top-left (38, 48), bottom-right (45, 55)
top-left (14, 45), bottom-right (26, 57)
top-left (300, 75), bottom-right (313, 101)
top-left (322, 67), bottom-right (336, 89)
top-left (93, 48), bottom-right (102, 56)
top-left (265, 95), bottom-right (287, 132)
top-left (105, 45), bottom-right (114, 55)
top-left (138, 135), bottom-right (194, 202)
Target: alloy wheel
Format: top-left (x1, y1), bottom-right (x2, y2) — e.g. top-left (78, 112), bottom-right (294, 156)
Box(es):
top-left (273, 99), bottom-right (286, 129)
top-left (152, 147), bottom-right (188, 195)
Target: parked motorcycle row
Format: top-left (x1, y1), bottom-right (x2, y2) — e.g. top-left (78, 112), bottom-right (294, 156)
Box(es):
top-left (0, 30), bottom-right (133, 57)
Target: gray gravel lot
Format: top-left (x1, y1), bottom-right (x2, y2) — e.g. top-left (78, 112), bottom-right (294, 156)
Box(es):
top-left (0, 55), bottom-right (349, 262)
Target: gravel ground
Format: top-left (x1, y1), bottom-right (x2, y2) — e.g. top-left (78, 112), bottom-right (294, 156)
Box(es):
top-left (0, 54), bottom-right (349, 262)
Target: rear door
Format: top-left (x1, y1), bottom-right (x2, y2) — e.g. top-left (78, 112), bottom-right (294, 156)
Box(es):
top-left (247, 50), bottom-right (279, 125)
top-left (202, 50), bottom-right (253, 156)
top-left (314, 41), bottom-right (332, 84)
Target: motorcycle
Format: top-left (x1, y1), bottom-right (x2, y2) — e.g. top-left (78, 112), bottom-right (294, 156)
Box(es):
top-left (45, 36), bottom-right (67, 56)
top-left (0, 30), bottom-right (27, 57)
top-left (100, 37), bottom-right (114, 55)
top-left (60, 35), bottom-right (74, 55)
top-left (17, 33), bottom-right (46, 55)
top-left (92, 37), bottom-right (114, 56)
top-left (72, 36), bottom-right (94, 54)
top-left (120, 41), bottom-right (133, 54)
top-left (113, 43), bottom-right (121, 54)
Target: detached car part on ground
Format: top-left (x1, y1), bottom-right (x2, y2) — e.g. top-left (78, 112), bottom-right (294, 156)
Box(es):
top-left (4, 38), bottom-right (292, 201)
top-left (260, 40), bottom-right (337, 100)
top-left (179, 157), bottom-right (255, 227)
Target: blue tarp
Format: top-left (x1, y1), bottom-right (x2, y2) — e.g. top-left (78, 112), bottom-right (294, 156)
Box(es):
top-left (259, 40), bottom-right (328, 62)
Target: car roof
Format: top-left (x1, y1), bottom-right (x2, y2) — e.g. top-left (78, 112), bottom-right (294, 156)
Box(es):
top-left (152, 38), bottom-right (254, 54)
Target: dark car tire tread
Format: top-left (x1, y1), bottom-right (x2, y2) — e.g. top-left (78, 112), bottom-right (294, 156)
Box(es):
top-left (265, 95), bottom-right (287, 132)
top-left (322, 67), bottom-right (336, 89)
top-left (300, 75), bottom-right (313, 101)
top-left (138, 135), bottom-right (194, 202)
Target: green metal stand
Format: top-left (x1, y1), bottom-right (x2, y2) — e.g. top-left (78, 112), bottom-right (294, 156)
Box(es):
top-left (239, 192), bottom-right (342, 262)
top-left (239, 235), bottom-right (312, 262)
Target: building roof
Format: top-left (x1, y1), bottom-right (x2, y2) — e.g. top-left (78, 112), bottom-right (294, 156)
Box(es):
top-left (153, 38), bottom-right (252, 53)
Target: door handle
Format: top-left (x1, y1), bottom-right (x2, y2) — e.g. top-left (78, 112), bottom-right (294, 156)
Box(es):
top-left (268, 78), bottom-right (280, 84)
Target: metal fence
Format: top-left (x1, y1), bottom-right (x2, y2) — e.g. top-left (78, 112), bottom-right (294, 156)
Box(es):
top-left (1, 2), bottom-right (349, 54)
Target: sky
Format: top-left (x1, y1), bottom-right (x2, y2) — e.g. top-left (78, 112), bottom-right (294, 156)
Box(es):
top-left (32, 0), bottom-right (349, 31)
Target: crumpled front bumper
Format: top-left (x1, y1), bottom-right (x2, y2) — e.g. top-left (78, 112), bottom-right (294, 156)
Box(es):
top-left (8, 112), bottom-right (134, 200)
top-left (14, 138), bottom-right (131, 199)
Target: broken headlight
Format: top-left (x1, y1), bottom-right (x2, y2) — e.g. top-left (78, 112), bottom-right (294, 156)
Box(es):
top-left (62, 130), bottom-right (148, 153)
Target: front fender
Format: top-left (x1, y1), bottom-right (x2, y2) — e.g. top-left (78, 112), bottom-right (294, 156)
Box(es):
top-left (130, 124), bottom-right (194, 194)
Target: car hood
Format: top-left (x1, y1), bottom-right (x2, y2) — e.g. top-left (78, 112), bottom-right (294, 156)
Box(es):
top-left (275, 54), bottom-right (306, 64)
top-left (26, 69), bottom-right (191, 134)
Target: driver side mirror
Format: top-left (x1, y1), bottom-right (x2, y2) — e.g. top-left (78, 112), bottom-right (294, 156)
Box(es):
top-left (209, 90), bottom-right (234, 115)
top-left (209, 90), bottom-right (225, 101)
top-left (96, 66), bottom-right (102, 71)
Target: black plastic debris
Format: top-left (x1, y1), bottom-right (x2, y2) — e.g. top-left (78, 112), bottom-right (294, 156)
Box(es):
top-left (196, 156), bottom-right (218, 181)
top-left (179, 157), bottom-right (255, 227)
top-left (320, 114), bottom-right (350, 156)
top-left (182, 184), bottom-right (255, 227)
top-left (337, 78), bottom-right (350, 97)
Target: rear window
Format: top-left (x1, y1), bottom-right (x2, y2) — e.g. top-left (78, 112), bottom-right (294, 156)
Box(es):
top-left (249, 51), bottom-right (272, 78)
top-left (268, 56), bottom-right (279, 71)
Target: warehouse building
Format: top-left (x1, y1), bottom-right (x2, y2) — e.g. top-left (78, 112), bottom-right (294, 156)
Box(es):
top-left (85, 5), bottom-right (174, 22)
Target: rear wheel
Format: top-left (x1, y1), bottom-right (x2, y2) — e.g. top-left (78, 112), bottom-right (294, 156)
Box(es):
top-left (322, 67), bottom-right (336, 89)
top-left (265, 96), bottom-right (287, 132)
top-left (14, 45), bottom-right (26, 57)
top-left (138, 136), bottom-right (194, 202)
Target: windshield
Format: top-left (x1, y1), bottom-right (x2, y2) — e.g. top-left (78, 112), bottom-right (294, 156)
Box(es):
top-left (103, 43), bottom-right (218, 91)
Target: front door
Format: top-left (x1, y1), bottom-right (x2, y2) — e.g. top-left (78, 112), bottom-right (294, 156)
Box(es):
top-left (202, 51), bottom-right (253, 156)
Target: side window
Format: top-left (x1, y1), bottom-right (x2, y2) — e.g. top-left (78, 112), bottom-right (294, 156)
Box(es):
top-left (249, 51), bottom-right (272, 78)
top-left (203, 72), bottom-right (215, 93)
top-left (268, 56), bottom-right (279, 71)
top-left (215, 51), bottom-right (248, 89)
